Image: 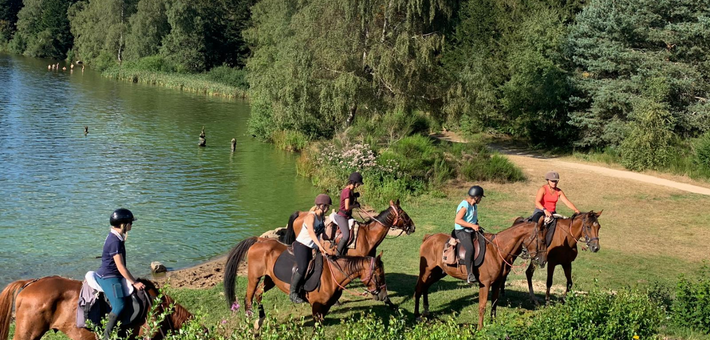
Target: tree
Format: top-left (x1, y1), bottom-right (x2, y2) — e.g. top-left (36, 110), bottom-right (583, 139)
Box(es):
top-left (12, 0), bottom-right (76, 58)
top-left (567, 0), bottom-right (710, 149)
top-left (69, 0), bottom-right (137, 64)
top-left (0, 0), bottom-right (23, 44)
top-left (246, 0), bottom-right (458, 139)
top-left (123, 0), bottom-right (169, 60)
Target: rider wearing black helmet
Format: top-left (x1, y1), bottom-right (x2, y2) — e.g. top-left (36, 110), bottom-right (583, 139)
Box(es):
top-left (290, 194), bottom-right (331, 303)
top-left (454, 186), bottom-right (485, 284)
top-left (95, 208), bottom-right (145, 340)
top-left (334, 172), bottom-right (363, 256)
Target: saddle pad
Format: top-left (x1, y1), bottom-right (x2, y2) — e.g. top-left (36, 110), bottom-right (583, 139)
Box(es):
top-left (85, 271), bottom-right (134, 296)
top-left (77, 281), bottom-right (150, 329)
top-left (473, 233), bottom-right (486, 267)
top-left (273, 249), bottom-right (323, 292)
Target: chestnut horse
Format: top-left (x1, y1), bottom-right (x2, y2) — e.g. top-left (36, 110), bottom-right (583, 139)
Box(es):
top-left (283, 200), bottom-right (415, 257)
top-left (414, 220), bottom-right (548, 329)
top-left (0, 277), bottom-right (193, 340)
top-left (502, 210), bottom-right (603, 304)
top-left (223, 237), bottom-right (389, 326)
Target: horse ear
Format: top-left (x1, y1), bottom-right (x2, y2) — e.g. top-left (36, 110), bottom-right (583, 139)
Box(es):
top-left (395, 199), bottom-right (400, 206)
top-left (596, 210), bottom-right (603, 217)
top-left (377, 251), bottom-right (383, 259)
top-left (389, 200), bottom-right (394, 206)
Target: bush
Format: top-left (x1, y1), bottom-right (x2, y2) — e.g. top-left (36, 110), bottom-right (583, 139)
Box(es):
top-left (620, 100), bottom-right (675, 171)
top-left (517, 288), bottom-right (664, 340)
top-left (130, 55), bottom-right (178, 73)
top-left (671, 266), bottom-right (710, 333)
top-left (271, 130), bottom-right (309, 152)
top-left (206, 66), bottom-right (248, 90)
top-left (694, 132), bottom-right (710, 171)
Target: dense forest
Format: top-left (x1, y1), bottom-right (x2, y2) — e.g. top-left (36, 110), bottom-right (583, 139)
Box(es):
top-left (1, 0), bottom-right (709, 172)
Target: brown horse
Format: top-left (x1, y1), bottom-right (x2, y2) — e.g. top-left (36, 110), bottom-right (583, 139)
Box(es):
top-left (283, 200), bottom-right (415, 257)
top-left (503, 211), bottom-right (603, 304)
top-left (223, 237), bottom-right (389, 327)
top-left (0, 277), bottom-right (193, 340)
top-left (414, 220), bottom-right (548, 330)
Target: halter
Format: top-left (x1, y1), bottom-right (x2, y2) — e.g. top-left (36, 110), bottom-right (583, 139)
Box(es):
top-left (561, 213), bottom-right (599, 247)
top-left (485, 222), bottom-right (546, 268)
top-left (325, 256), bottom-right (386, 297)
top-left (359, 204), bottom-right (411, 234)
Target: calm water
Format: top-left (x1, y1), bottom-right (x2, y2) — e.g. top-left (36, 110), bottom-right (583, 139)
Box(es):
top-left (0, 53), bottom-right (318, 286)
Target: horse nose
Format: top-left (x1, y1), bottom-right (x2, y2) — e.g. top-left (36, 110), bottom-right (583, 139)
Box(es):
top-left (591, 245), bottom-right (600, 253)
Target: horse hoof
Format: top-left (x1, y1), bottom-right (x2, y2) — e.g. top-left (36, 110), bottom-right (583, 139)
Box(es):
top-left (415, 316), bottom-right (424, 323)
top-left (254, 317), bottom-right (264, 330)
top-left (245, 310), bottom-right (253, 318)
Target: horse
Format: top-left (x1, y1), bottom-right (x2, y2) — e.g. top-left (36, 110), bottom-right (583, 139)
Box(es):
top-left (223, 237), bottom-right (389, 327)
top-left (414, 220), bottom-right (548, 330)
top-left (502, 210), bottom-right (603, 304)
top-left (283, 200), bottom-right (415, 257)
top-left (0, 277), bottom-right (194, 340)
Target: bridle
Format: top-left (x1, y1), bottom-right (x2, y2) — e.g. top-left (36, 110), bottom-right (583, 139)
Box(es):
top-left (359, 204), bottom-right (413, 235)
top-left (326, 256), bottom-right (386, 297)
top-left (562, 213), bottom-right (599, 247)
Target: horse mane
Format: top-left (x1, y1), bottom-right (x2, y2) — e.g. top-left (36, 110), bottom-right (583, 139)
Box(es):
top-left (335, 256), bottom-right (369, 274)
top-left (362, 206), bottom-right (392, 225)
top-left (135, 278), bottom-right (194, 329)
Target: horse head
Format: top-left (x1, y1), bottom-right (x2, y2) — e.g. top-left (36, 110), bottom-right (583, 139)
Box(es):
top-left (135, 279), bottom-right (200, 338)
top-left (389, 199), bottom-right (415, 235)
top-left (361, 252), bottom-right (390, 304)
top-left (574, 210), bottom-right (603, 253)
top-left (521, 220), bottom-right (548, 268)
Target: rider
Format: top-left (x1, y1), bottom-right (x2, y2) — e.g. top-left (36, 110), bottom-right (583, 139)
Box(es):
top-left (95, 208), bottom-right (146, 339)
top-left (290, 194), bottom-right (331, 303)
top-left (530, 171), bottom-right (580, 224)
top-left (454, 185), bottom-right (484, 284)
top-left (334, 172), bottom-right (363, 256)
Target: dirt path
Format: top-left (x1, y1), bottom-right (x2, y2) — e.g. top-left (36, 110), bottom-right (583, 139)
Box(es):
top-left (491, 144), bottom-right (710, 196)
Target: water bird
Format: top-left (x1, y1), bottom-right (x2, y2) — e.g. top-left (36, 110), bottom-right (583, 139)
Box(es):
top-left (84, 126), bottom-right (88, 135)
top-left (231, 138), bottom-right (237, 152)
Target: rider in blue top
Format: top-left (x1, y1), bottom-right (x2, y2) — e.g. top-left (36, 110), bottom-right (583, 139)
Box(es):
top-left (454, 186), bottom-right (485, 284)
top-left (95, 208), bottom-right (145, 339)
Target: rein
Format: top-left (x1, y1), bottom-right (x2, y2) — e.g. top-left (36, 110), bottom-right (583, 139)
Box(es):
top-left (358, 205), bottom-right (409, 238)
top-left (325, 256), bottom-right (383, 297)
top-left (558, 214), bottom-right (598, 248)
top-left (483, 223), bottom-right (544, 272)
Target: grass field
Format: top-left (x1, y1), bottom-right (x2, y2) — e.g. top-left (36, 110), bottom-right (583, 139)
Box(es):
top-left (17, 155), bottom-right (710, 339)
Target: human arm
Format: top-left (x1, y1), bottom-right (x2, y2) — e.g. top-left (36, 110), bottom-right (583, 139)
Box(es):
top-left (455, 207), bottom-right (480, 231)
top-left (113, 254), bottom-right (145, 290)
top-left (559, 190), bottom-right (580, 214)
top-left (535, 187), bottom-right (552, 217)
top-left (304, 214), bottom-right (327, 253)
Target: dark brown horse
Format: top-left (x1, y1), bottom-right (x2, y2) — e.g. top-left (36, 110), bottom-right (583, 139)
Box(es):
top-left (223, 237), bottom-right (389, 327)
top-left (0, 277), bottom-right (193, 340)
top-left (283, 200), bottom-right (415, 257)
top-left (503, 211), bottom-right (603, 304)
top-left (414, 220), bottom-right (548, 330)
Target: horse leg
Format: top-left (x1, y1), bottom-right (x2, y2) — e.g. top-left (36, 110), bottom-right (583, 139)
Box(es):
top-left (11, 312), bottom-right (48, 340)
top-left (477, 285), bottom-right (490, 330)
top-left (423, 267), bottom-right (445, 319)
top-left (562, 262), bottom-right (573, 299)
top-left (545, 263), bottom-right (556, 304)
top-left (244, 276), bottom-right (262, 317)
top-left (526, 262), bottom-right (539, 306)
top-left (311, 303), bottom-right (330, 325)
top-left (490, 280), bottom-right (503, 320)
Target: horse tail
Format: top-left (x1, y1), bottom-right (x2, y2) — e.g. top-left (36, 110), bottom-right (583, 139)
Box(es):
top-left (0, 279), bottom-right (32, 340)
top-left (283, 211), bottom-right (299, 245)
top-left (223, 237), bottom-right (259, 308)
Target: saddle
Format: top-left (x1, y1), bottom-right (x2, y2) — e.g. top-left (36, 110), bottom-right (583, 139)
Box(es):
top-left (273, 247), bottom-right (324, 292)
top-left (524, 214), bottom-right (562, 247)
top-left (442, 231), bottom-right (486, 268)
top-left (322, 212), bottom-right (358, 249)
top-left (76, 272), bottom-right (151, 329)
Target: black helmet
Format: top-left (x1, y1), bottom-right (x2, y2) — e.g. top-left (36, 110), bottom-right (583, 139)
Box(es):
top-left (467, 185), bottom-right (485, 198)
top-left (348, 171), bottom-right (364, 185)
top-left (314, 194), bottom-right (332, 206)
top-left (110, 208), bottom-right (135, 227)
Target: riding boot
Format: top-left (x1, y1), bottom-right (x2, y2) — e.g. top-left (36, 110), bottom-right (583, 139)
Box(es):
top-left (336, 237), bottom-right (348, 257)
top-left (467, 265), bottom-right (478, 284)
top-left (103, 312), bottom-right (120, 340)
top-left (289, 272), bottom-right (306, 303)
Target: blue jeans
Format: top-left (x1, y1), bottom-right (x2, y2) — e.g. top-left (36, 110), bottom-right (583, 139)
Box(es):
top-left (95, 276), bottom-right (126, 316)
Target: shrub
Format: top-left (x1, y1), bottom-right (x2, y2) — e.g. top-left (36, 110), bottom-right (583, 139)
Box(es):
top-left (206, 66), bottom-right (248, 90)
top-left (131, 55), bottom-right (177, 73)
top-left (671, 266), bottom-right (710, 333)
top-left (694, 132), bottom-right (710, 171)
top-left (271, 130), bottom-right (309, 152)
top-left (517, 288), bottom-right (664, 340)
top-left (620, 100), bottom-right (675, 171)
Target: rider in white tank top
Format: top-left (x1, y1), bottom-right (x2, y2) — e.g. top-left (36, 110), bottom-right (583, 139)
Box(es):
top-left (296, 211), bottom-right (323, 249)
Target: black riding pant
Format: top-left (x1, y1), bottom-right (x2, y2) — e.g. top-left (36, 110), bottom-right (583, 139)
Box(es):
top-left (293, 241), bottom-right (313, 276)
top-left (530, 209), bottom-right (553, 225)
top-left (455, 230), bottom-right (474, 274)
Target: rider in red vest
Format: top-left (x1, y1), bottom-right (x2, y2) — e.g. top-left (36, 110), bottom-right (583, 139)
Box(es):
top-left (530, 171), bottom-right (580, 224)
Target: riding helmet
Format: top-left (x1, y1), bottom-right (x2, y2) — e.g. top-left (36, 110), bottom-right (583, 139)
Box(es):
top-left (314, 194), bottom-right (332, 206)
top-left (467, 185), bottom-right (485, 198)
top-left (110, 208), bottom-right (135, 227)
top-left (348, 171), bottom-right (364, 185)
top-left (545, 171), bottom-right (560, 181)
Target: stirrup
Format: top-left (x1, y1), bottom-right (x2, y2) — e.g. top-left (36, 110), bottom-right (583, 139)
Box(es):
top-left (467, 272), bottom-right (477, 284)
top-left (290, 292), bottom-right (305, 304)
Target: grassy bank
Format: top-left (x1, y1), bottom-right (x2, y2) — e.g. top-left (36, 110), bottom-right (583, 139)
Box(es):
top-left (101, 57), bottom-right (248, 99)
